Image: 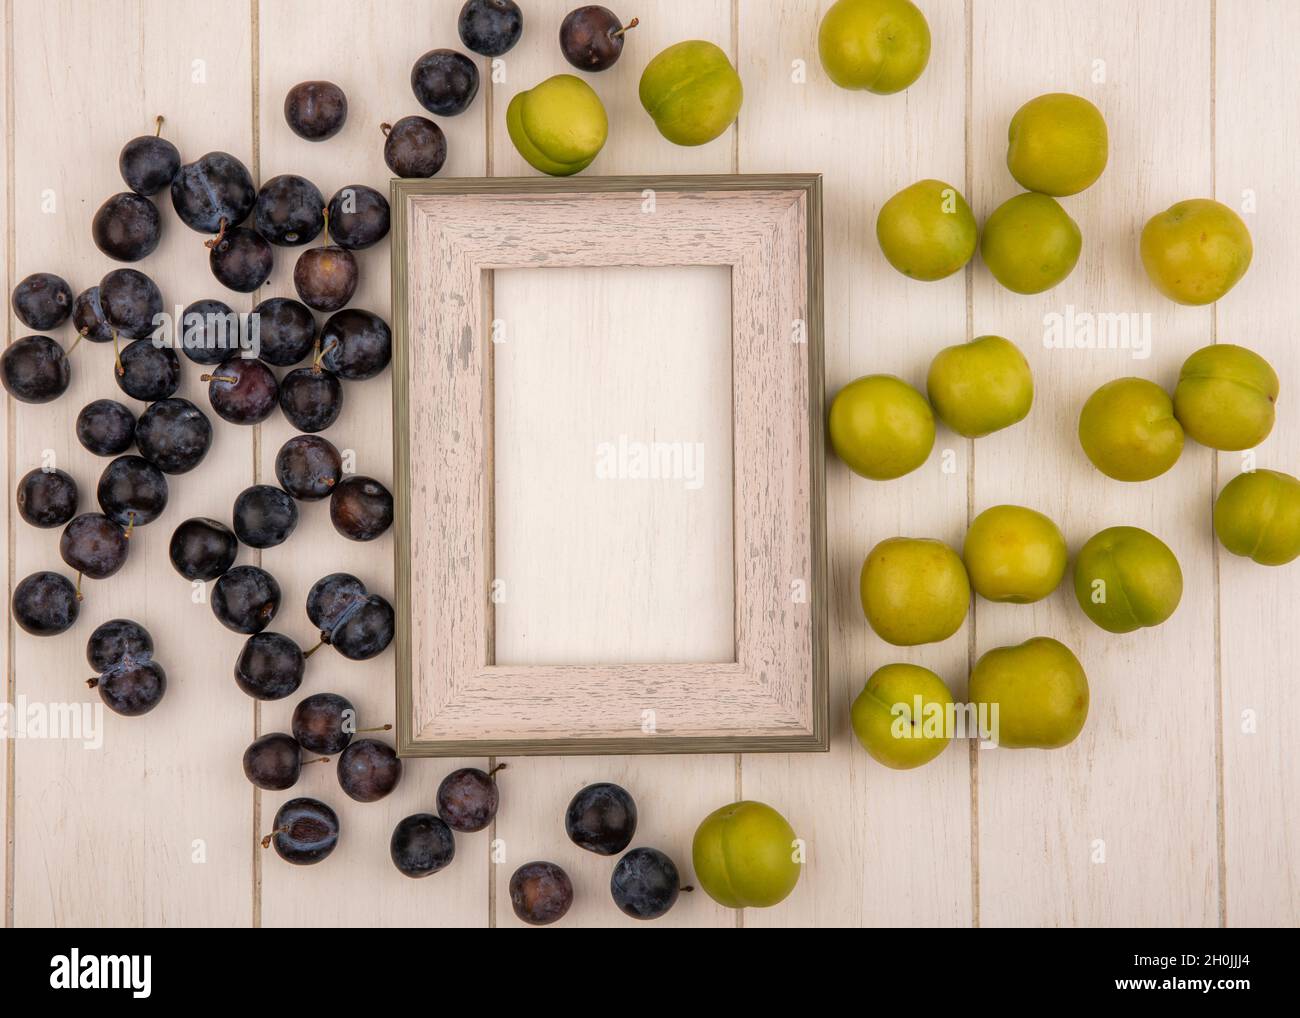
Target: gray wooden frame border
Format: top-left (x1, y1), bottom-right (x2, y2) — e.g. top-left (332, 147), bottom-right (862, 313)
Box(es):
top-left (390, 174), bottom-right (826, 756)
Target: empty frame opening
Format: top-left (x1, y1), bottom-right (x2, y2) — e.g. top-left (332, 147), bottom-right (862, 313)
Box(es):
top-left (491, 265), bottom-right (735, 666)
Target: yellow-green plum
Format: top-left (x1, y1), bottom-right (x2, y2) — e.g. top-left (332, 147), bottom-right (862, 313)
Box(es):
top-left (876, 179), bottom-right (977, 281)
top-left (1006, 92), bottom-right (1108, 196)
top-left (1213, 469), bottom-right (1300, 566)
top-left (969, 637), bottom-right (1089, 749)
top-left (963, 504), bottom-right (1067, 604)
top-left (926, 335), bottom-right (1033, 437)
top-left (829, 374), bottom-right (934, 480)
top-left (692, 800), bottom-right (800, 908)
top-left (817, 0), bottom-right (931, 94)
top-left (980, 192), bottom-right (1082, 294)
top-left (1173, 344), bottom-right (1278, 451)
top-left (1073, 526), bottom-right (1183, 633)
top-left (860, 537), bottom-right (969, 646)
top-left (1078, 377), bottom-right (1184, 481)
top-left (1140, 199), bottom-right (1252, 305)
top-left (507, 74), bottom-right (607, 176)
top-left (850, 663), bottom-right (954, 769)
top-left (638, 41), bottom-right (742, 146)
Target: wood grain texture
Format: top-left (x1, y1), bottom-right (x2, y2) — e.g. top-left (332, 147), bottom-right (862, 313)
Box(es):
top-left (1214, 0), bottom-right (1300, 928)
top-left (2, 0), bottom-right (1296, 928)
top-left (735, 0), bottom-right (976, 927)
top-left (10, 0), bottom-right (255, 926)
top-left (487, 0), bottom-right (741, 928)
top-left (2, 0), bottom-right (12, 926)
top-left (493, 263), bottom-right (738, 667)
top-left (254, 0), bottom-right (488, 928)
top-left (970, 0), bottom-right (1219, 927)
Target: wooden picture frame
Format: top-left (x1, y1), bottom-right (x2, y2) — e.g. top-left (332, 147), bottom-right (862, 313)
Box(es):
top-left (390, 174), bottom-right (827, 756)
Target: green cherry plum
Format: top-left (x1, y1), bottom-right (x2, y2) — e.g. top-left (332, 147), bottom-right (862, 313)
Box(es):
top-left (818, 0), bottom-right (931, 94)
top-left (963, 504), bottom-right (1067, 604)
top-left (926, 335), bottom-right (1033, 438)
top-left (1006, 92), bottom-right (1108, 196)
top-left (859, 536), bottom-right (969, 646)
top-left (1213, 469), bottom-right (1300, 566)
top-left (980, 192), bottom-right (1081, 294)
top-left (876, 179), bottom-right (977, 281)
top-left (829, 374), bottom-right (934, 480)
top-left (1140, 198), bottom-right (1252, 305)
top-left (1073, 525), bottom-right (1183, 633)
top-left (692, 801), bottom-right (800, 909)
top-left (850, 663), bottom-right (954, 769)
top-left (1172, 343), bottom-right (1278, 451)
top-left (1078, 377), bottom-right (1183, 482)
top-left (969, 637), bottom-right (1089, 749)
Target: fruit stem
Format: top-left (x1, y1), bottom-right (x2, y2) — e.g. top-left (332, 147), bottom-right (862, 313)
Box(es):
top-left (124, 512), bottom-right (136, 540)
top-left (154, 114), bottom-right (164, 137)
top-left (201, 374), bottom-right (238, 384)
top-left (86, 677), bottom-right (99, 689)
top-left (358, 723), bottom-right (393, 734)
top-left (303, 756), bottom-right (330, 766)
top-left (204, 217), bottom-right (228, 251)
top-left (303, 639), bottom-right (325, 659)
top-left (74, 572), bottom-right (84, 601)
top-left (380, 122), bottom-right (392, 137)
top-left (260, 826), bottom-right (289, 849)
top-left (313, 339), bottom-right (338, 369)
top-left (614, 16), bottom-right (639, 37)
top-left (488, 762), bottom-right (508, 779)
top-left (681, 885), bottom-right (695, 893)
top-left (321, 207), bottom-right (331, 246)
top-left (67, 333), bottom-right (83, 356)
top-left (112, 330), bottom-right (124, 376)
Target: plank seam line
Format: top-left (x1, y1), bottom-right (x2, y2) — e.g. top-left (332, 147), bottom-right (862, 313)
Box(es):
top-left (1208, 0), bottom-right (1227, 930)
top-left (484, 46), bottom-right (497, 931)
top-left (249, 0), bottom-right (263, 933)
top-left (964, 0), bottom-right (979, 932)
top-left (731, 0), bottom-right (743, 933)
top-left (4, 0), bottom-right (17, 933)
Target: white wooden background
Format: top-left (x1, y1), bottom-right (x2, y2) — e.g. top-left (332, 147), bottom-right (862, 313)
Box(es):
top-left (2, 0), bottom-right (1297, 927)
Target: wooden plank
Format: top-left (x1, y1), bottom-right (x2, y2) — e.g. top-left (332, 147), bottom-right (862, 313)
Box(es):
top-left (1214, 0), bottom-right (1300, 928)
top-left (10, 0), bottom-right (255, 926)
top-left (971, 0), bottom-right (1218, 926)
top-left (488, 0), bottom-right (739, 927)
top-left (253, 0), bottom-right (489, 927)
top-left (3, 0), bottom-right (1294, 931)
top-left (2, 0), bottom-right (12, 927)
top-left (734, 0), bottom-right (974, 926)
